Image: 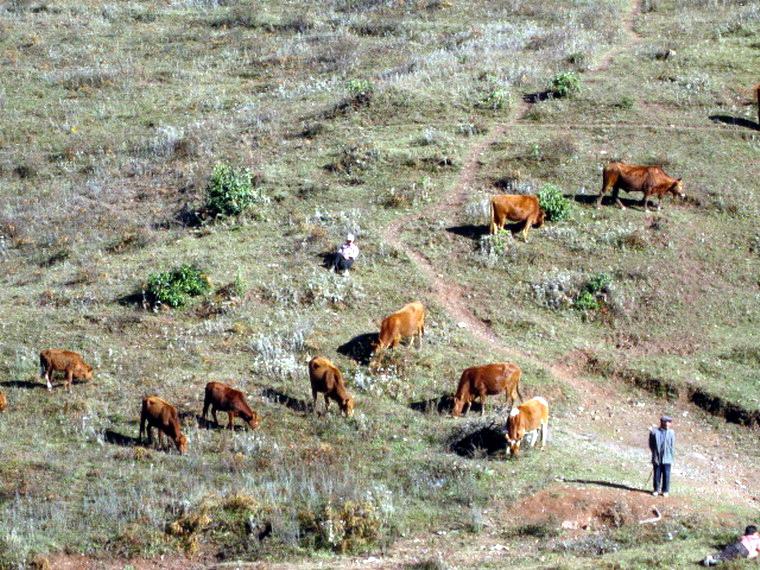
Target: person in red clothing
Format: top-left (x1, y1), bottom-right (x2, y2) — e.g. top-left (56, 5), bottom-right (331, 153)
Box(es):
top-left (702, 525), bottom-right (760, 566)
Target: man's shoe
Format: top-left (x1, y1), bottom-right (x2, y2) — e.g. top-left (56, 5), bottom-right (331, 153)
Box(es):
top-left (652, 491), bottom-right (659, 496)
top-left (662, 492), bottom-right (669, 497)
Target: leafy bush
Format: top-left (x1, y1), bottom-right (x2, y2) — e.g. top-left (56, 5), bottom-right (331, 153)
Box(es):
top-left (537, 183), bottom-right (572, 222)
top-left (346, 78), bottom-right (374, 98)
top-left (205, 163), bottom-right (262, 218)
top-left (574, 272), bottom-right (612, 311)
top-left (479, 88), bottom-right (511, 110)
top-left (299, 499), bottom-right (383, 553)
top-left (551, 71), bottom-right (581, 98)
top-left (147, 264), bottom-right (211, 308)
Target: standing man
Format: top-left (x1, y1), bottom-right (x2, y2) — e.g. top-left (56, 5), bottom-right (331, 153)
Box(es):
top-left (332, 233), bottom-right (359, 274)
top-left (649, 415), bottom-right (675, 497)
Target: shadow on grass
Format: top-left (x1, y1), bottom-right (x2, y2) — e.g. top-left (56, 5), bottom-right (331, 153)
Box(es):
top-left (449, 422), bottom-right (506, 458)
top-left (103, 429), bottom-right (140, 447)
top-left (562, 478), bottom-right (650, 494)
top-left (260, 387), bottom-right (310, 413)
top-left (523, 90), bottom-right (553, 104)
top-left (708, 115), bottom-right (759, 131)
top-left (571, 193), bottom-right (643, 209)
top-left (337, 332), bottom-right (378, 365)
top-left (0, 380), bottom-right (46, 390)
top-left (408, 395), bottom-right (485, 416)
top-left (116, 291), bottom-right (149, 308)
top-left (319, 251), bottom-right (338, 270)
top-left (446, 225), bottom-right (488, 241)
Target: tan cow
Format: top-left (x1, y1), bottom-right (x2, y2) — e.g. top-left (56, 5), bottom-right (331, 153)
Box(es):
top-left (452, 362), bottom-right (523, 417)
top-left (203, 382), bottom-right (260, 430)
top-left (308, 357), bottom-right (354, 417)
top-left (490, 194), bottom-right (545, 241)
top-left (373, 301), bottom-right (426, 355)
top-left (0, 391), bottom-right (6, 412)
top-left (597, 162), bottom-right (684, 212)
top-left (39, 349), bottom-right (94, 392)
top-left (506, 397), bottom-right (549, 456)
top-left (140, 396), bottom-right (188, 454)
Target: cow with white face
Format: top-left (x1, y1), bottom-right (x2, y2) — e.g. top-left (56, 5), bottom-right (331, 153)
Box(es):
top-left (506, 397), bottom-right (549, 457)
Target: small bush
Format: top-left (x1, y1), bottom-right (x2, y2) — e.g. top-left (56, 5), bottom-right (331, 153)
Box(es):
top-left (573, 290), bottom-right (599, 311)
top-left (147, 264), bottom-right (211, 308)
top-left (346, 78), bottom-right (374, 98)
top-left (299, 499), bottom-right (382, 553)
top-left (206, 163), bottom-right (264, 218)
top-left (551, 71), bottom-right (581, 98)
top-left (537, 183), bottom-right (571, 222)
top-left (479, 88), bottom-right (511, 110)
top-left (574, 272), bottom-right (612, 311)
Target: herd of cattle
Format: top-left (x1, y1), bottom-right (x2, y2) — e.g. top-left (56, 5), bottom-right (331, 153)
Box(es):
top-left (0, 161), bottom-right (689, 458)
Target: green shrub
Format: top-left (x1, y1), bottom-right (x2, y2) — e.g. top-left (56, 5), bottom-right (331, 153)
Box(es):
top-left (573, 291), bottom-right (599, 311)
top-left (479, 88), bottom-right (511, 110)
top-left (537, 183), bottom-right (572, 222)
top-left (346, 78), bottom-right (374, 98)
top-left (147, 264), bottom-right (211, 308)
top-left (574, 273), bottom-right (611, 311)
top-left (551, 71), bottom-right (581, 98)
top-left (205, 163), bottom-right (256, 218)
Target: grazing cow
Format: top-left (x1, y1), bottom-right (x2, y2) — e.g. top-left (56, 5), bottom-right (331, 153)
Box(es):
top-left (490, 194), bottom-right (545, 241)
top-left (597, 162), bottom-right (685, 212)
top-left (506, 397), bottom-right (549, 456)
top-left (39, 349), bottom-right (94, 392)
top-left (373, 301), bottom-right (426, 355)
top-left (452, 362), bottom-right (523, 417)
top-left (0, 391), bottom-right (6, 412)
top-left (140, 396), bottom-right (188, 454)
top-left (202, 381), bottom-right (260, 430)
top-left (308, 357), bottom-right (354, 417)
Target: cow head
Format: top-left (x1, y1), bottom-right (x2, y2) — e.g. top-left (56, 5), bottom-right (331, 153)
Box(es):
top-left (534, 209), bottom-right (546, 228)
top-left (176, 433), bottom-right (189, 455)
top-left (247, 411), bottom-right (261, 430)
top-left (76, 363), bottom-right (94, 382)
top-left (340, 397), bottom-right (355, 418)
top-left (451, 397), bottom-right (466, 417)
top-left (669, 178), bottom-right (685, 199)
top-left (506, 407), bottom-right (524, 456)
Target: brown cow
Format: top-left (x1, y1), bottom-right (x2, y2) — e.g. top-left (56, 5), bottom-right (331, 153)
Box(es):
top-left (39, 349), bottom-right (94, 392)
top-left (490, 194), bottom-right (545, 241)
top-left (308, 356), bottom-right (354, 417)
top-left (452, 362), bottom-right (523, 417)
top-left (202, 381), bottom-right (260, 430)
top-left (373, 301), bottom-right (426, 355)
top-left (597, 162), bottom-right (685, 212)
top-left (0, 391), bottom-right (6, 412)
top-left (506, 397), bottom-right (549, 456)
top-left (140, 396), bottom-right (188, 454)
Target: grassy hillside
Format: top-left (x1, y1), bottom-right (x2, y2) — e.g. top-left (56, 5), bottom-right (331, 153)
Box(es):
top-left (0, 0), bottom-right (758, 567)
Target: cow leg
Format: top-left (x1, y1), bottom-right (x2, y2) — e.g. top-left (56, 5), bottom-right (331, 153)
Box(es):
top-left (480, 393), bottom-right (487, 416)
top-left (66, 370), bottom-right (73, 392)
top-left (202, 397), bottom-right (210, 426)
top-left (324, 394), bottom-right (330, 414)
top-left (227, 412), bottom-right (235, 430)
top-left (541, 419), bottom-right (549, 448)
top-left (597, 182), bottom-right (612, 208)
top-left (42, 365), bottom-right (53, 391)
top-left (312, 390), bottom-right (319, 416)
top-left (212, 407), bottom-right (220, 427)
top-left (613, 187), bottom-right (626, 209)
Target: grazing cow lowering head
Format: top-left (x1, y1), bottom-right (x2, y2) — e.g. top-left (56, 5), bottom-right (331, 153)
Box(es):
top-left (669, 178), bottom-right (685, 199)
top-left (506, 397), bottom-right (549, 457)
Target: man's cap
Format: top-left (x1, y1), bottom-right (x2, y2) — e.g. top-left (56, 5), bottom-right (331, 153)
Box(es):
top-left (660, 415), bottom-right (673, 423)
top-left (346, 233), bottom-right (355, 242)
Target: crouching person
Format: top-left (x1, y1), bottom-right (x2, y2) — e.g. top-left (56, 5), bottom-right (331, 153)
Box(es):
top-left (332, 233), bottom-right (359, 274)
top-left (702, 525), bottom-right (760, 566)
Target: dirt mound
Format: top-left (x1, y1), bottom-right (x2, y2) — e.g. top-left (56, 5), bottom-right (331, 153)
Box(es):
top-left (509, 484), bottom-right (684, 533)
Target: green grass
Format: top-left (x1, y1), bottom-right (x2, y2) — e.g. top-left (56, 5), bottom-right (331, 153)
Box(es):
top-left (0, 0), bottom-right (758, 566)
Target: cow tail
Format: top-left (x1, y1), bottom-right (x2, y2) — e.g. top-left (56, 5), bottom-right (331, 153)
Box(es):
top-left (514, 368), bottom-right (523, 404)
top-left (489, 199), bottom-right (496, 235)
top-left (139, 400), bottom-right (147, 441)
